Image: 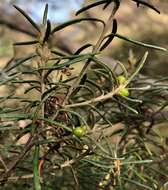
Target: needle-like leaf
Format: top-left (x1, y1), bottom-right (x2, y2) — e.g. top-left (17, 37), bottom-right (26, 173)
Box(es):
top-left (43, 3), bottom-right (48, 25)
top-left (13, 5), bottom-right (41, 33)
top-left (132, 0), bottom-right (160, 14)
top-left (51, 18), bottom-right (105, 34)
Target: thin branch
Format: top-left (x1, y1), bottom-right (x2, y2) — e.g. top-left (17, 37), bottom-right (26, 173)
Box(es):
top-left (5, 174), bottom-right (33, 182)
top-left (65, 52), bottom-right (148, 108)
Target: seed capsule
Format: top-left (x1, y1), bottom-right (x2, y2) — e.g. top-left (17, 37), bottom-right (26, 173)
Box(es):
top-left (117, 75), bottom-right (126, 84)
top-left (118, 88), bottom-right (129, 97)
top-left (73, 126), bottom-right (87, 137)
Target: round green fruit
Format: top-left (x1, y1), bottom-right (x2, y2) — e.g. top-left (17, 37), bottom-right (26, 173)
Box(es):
top-left (118, 88), bottom-right (129, 97)
top-left (117, 75), bottom-right (126, 84)
top-left (73, 126), bottom-right (86, 138)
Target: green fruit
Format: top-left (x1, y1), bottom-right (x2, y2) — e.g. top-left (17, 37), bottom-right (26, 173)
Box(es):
top-left (118, 88), bottom-right (129, 97)
top-left (117, 75), bottom-right (126, 84)
top-left (73, 126), bottom-right (86, 137)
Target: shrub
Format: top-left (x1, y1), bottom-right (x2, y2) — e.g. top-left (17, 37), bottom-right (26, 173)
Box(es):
top-left (0, 1), bottom-right (168, 190)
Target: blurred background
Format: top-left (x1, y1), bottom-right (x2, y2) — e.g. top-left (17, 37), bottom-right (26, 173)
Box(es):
top-left (0, 0), bottom-right (167, 76)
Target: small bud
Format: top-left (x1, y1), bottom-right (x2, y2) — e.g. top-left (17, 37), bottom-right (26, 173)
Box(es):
top-left (118, 88), bottom-right (129, 97)
top-left (73, 126), bottom-right (87, 138)
top-left (117, 75), bottom-right (126, 84)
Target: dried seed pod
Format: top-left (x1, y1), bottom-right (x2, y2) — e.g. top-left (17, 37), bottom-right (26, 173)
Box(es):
top-left (44, 96), bottom-right (61, 117)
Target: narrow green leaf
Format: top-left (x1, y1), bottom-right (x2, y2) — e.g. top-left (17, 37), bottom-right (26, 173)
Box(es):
top-left (76, 0), bottom-right (107, 15)
top-left (0, 124), bottom-right (20, 131)
top-left (0, 93), bottom-right (14, 101)
top-left (51, 18), bottom-right (105, 34)
top-left (126, 52), bottom-right (148, 84)
top-left (86, 79), bottom-right (103, 94)
top-left (51, 50), bottom-right (68, 57)
top-left (88, 136), bottom-right (111, 156)
top-left (91, 106), bottom-right (113, 126)
top-left (5, 54), bottom-right (37, 72)
top-left (0, 113), bottom-right (31, 120)
top-left (37, 54), bottom-right (92, 70)
top-left (43, 20), bottom-right (51, 43)
top-left (148, 166), bottom-right (168, 178)
top-left (43, 4), bottom-right (48, 25)
top-left (74, 44), bottom-right (92, 55)
top-left (0, 108), bottom-right (21, 114)
top-left (58, 109), bottom-right (88, 126)
top-left (115, 61), bottom-right (128, 78)
top-left (92, 56), bottom-right (115, 88)
top-left (103, 0), bottom-right (112, 9)
top-left (121, 96), bottom-right (142, 103)
top-left (14, 40), bottom-right (38, 46)
top-left (79, 73), bottom-right (87, 85)
top-left (24, 86), bottom-right (40, 94)
top-left (33, 145), bottom-right (41, 190)
top-left (13, 5), bottom-right (41, 33)
top-left (62, 76), bottom-right (77, 83)
top-left (122, 177), bottom-right (153, 190)
top-left (100, 19), bottom-right (117, 51)
top-left (0, 76), bottom-right (18, 85)
top-left (11, 80), bottom-right (40, 84)
top-left (41, 86), bottom-right (59, 100)
top-left (74, 84), bottom-right (96, 97)
top-left (132, 0), bottom-right (160, 14)
top-left (122, 160), bottom-right (153, 165)
top-left (112, 0), bottom-right (120, 12)
top-left (51, 53), bottom-right (94, 61)
top-left (105, 33), bottom-right (167, 51)
top-left (40, 117), bottom-right (72, 132)
top-left (43, 60), bottom-right (61, 80)
top-left (83, 158), bottom-right (113, 169)
top-left (118, 101), bottom-right (139, 114)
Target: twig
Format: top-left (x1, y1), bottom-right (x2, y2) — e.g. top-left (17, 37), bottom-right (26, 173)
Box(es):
top-left (65, 85), bottom-right (122, 108)
top-left (65, 52), bottom-right (148, 108)
top-left (53, 149), bottom-right (91, 169)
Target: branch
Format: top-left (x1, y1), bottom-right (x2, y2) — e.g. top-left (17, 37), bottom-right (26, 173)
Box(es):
top-left (65, 51), bottom-right (148, 108)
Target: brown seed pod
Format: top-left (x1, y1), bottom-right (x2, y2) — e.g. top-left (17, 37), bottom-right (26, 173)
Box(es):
top-left (44, 96), bottom-right (61, 117)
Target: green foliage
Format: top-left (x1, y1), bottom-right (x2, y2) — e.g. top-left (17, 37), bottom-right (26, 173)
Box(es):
top-left (0, 1), bottom-right (168, 190)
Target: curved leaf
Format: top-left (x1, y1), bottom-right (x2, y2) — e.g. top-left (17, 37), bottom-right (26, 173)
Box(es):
top-left (24, 86), bottom-right (40, 94)
top-left (103, 0), bottom-right (112, 10)
top-left (104, 33), bottom-right (167, 51)
top-left (100, 19), bottom-right (117, 51)
top-left (13, 5), bottom-right (41, 33)
top-left (76, 0), bottom-right (107, 15)
top-left (51, 18), bottom-right (105, 34)
top-left (74, 44), bottom-right (93, 55)
top-left (132, 0), bottom-right (160, 14)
